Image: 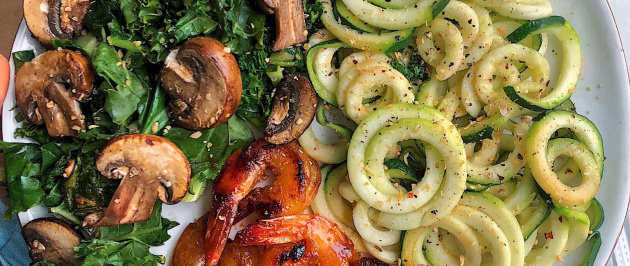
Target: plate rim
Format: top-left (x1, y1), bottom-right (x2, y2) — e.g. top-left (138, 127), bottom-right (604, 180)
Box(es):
top-left (2, 1), bottom-right (630, 264)
top-left (601, 0), bottom-right (630, 263)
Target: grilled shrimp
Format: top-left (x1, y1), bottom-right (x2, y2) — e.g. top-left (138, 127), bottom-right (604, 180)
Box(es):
top-left (205, 139), bottom-right (322, 265)
top-left (233, 214), bottom-right (360, 265)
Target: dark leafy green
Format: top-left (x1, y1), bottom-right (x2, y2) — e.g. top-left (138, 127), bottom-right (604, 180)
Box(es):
top-left (164, 115), bottom-right (254, 201)
top-left (140, 86), bottom-right (170, 134)
top-left (12, 50), bottom-right (35, 69)
top-left (391, 52), bottom-right (430, 82)
top-left (0, 142), bottom-right (44, 219)
top-left (76, 239), bottom-right (165, 266)
top-left (304, 0), bottom-right (324, 33)
top-left (99, 202), bottom-right (178, 245)
top-left (93, 43), bottom-right (149, 125)
top-left (164, 115), bottom-right (253, 183)
top-left (4, 0), bottom-right (331, 263)
top-left (76, 202), bottom-right (175, 265)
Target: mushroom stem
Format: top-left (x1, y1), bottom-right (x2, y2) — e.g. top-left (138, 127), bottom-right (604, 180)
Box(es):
top-left (259, 0), bottom-right (308, 51)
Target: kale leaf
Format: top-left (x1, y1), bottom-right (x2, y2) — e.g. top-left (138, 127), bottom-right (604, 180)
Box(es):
top-left (390, 52), bottom-right (430, 82)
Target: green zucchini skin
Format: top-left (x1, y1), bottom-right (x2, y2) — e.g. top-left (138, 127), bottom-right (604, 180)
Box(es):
top-left (506, 16), bottom-right (566, 43)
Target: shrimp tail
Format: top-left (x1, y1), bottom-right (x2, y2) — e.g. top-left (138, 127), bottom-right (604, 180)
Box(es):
top-left (204, 193), bottom-right (238, 266)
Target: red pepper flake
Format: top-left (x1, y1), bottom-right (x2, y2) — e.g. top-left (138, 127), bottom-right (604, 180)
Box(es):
top-left (407, 192), bottom-right (414, 198)
top-left (505, 63), bottom-right (509, 70)
top-left (353, 60), bottom-right (358, 65)
top-left (565, 168), bottom-right (573, 174)
top-left (489, 78), bottom-right (493, 82)
top-left (146, 139), bottom-right (154, 146)
top-left (558, 216), bottom-right (563, 223)
top-left (572, 114), bottom-right (576, 118)
top-left (75, 198), bottom-right (85, 205)
top-left (545, 231), bottom-right (554, 239)
top-left (382, 69), bottom-right (386, 73)
top-left (327, 71), bottom-right (334, 76)
top-left (498, 174), bottom-right (505, 181)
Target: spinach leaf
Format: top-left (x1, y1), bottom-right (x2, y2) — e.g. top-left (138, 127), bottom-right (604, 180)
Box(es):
top-left (93, 43), bottom-right (149, 124)
top-left (12, 50), bottom-right (35, 69)
top-left (140, 87), bottom-right (170, 134)
top-left (164, 115), bottom-right (254, 201)
top-left (76, 202), bottom-right (175, 265)
top-left (99, 202), bottom-right (178, 246)
top-left (163, 124), bottom-right (230, 183)
top-left (52, 34), bottom-right (100, 58)
top-left (210, 0), bottom-right (267, 54)
top-left (76, 239), bottom-right (165, 266)
top-left (172, 9), bottom-right (218, 43)
top-left (0, 142), bottom-right (44, 219)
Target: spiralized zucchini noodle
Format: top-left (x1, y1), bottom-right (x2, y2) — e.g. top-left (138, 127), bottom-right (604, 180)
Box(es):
top-left (306, 0), bottom-right (605, 265)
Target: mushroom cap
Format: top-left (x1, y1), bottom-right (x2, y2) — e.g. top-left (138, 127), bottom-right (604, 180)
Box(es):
top-left (265, 74), bottom-right (317, 144)
top-left (22, 217), bottom-right (82, 266)
top-left (91, 134), bottom-right (191, 227)
top-left (23, 0), bottom-right (90, 46)
top-left (161, 37), bottom-right (242, 131)
top-left (14, 49), bottom-right (94, 137)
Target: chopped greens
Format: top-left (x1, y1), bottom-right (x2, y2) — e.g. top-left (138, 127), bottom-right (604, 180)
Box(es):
top-left (391, 52), bottom-right (430, 83)
top-left (75, 202), bottom-right (176, 265)
top-left (4, 0), bottom-right (330, 263)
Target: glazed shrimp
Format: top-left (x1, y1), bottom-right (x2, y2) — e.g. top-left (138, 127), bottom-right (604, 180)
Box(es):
top-left (205, 139), bottom-right (322, 265)
top-left (233, 214), bottom-right (359, 265)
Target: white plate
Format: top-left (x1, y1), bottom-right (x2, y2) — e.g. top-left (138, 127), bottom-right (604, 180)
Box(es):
top-left (4, 1), bottom-right (630, 265)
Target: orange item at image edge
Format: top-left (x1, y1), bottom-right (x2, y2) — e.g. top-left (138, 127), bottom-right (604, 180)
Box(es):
top-left (0, 55), bottom-right (9, 108)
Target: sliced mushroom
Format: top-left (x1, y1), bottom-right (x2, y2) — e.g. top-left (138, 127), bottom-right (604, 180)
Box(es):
top-left (22, 218), bottom-right (82, 266)
top-left (257, 0), bottom-right (308, 51)
top-left (24, 0), bottom-right (91, 46)
top-left (161, 37), bottom-right (242, 131)
top-left (14, 50), bottom-right (94, 137)
top-left (265, 74), bottom-right (317, 144)
top-left (85, 134), bottom-right (191, 227)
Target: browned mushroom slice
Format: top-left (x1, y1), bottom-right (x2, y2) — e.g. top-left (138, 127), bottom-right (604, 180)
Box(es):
top-left (24, 0), bottom-right (90, 46)
top-left (161, 37), bottom-right (242, 131)
top-left (22, 217), bottom-right (82, 265)
top-left (14, 49), bottom-right (94, 137)
top-left (265, 74), bottom-right (317, 144)
top-left (85, 134), bottom-right (191, 227)
top-left (257, 0), bottom-right (308, 51)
